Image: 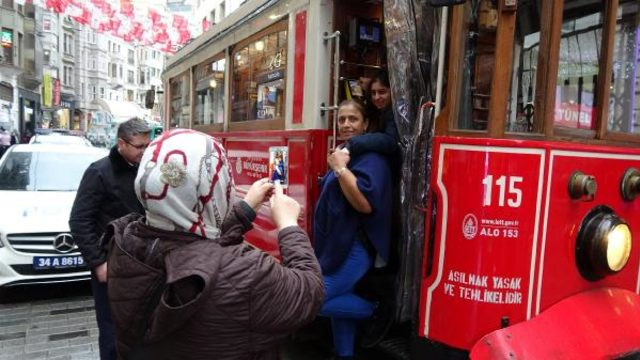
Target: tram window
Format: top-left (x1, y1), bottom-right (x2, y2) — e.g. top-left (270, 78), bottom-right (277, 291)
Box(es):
top-left (231, 25), bottom-right (287, 124)
top-left (554, 1), bottom-right (605, 131)
top-left (169, 72), bottom-right (191, 128)
top-left (607, 1), bottom-right (640, 134)
top-left (455, 0), bottom-right (497, 131)
top-left (505, 1), bottom-right (541, 134)
top-left (194, 57), bottom-right (225, 127)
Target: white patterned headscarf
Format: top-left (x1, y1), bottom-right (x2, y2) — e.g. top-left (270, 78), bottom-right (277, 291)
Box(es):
top-left (134, 129), bottom-right (236, 239)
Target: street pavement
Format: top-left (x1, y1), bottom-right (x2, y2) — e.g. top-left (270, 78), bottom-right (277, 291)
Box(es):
top-left (0, 282), bottom-right (99, 360)
top-left (0, 282), bottom-right (398, 360)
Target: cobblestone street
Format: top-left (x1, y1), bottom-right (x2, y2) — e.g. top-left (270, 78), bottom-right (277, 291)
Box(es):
top-left (0, 283), bottom-right (99, 360)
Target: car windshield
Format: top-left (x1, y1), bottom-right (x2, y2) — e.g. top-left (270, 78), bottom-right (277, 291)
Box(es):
top-left (31, 135), bottom-right (90, 146)
top-left (0, 151), bottom-right (101, 191)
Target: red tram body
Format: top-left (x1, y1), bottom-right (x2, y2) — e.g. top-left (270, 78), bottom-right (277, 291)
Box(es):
top-left (163, 0), bottom-right (640, 357)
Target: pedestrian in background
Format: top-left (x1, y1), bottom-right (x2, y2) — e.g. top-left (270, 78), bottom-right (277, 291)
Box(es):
top-left (0, 127), bottom-right (11, 158)
top-left (105, 129), bottom-right (324, 359)
top-left (69, 118), bottom-right (150, 360)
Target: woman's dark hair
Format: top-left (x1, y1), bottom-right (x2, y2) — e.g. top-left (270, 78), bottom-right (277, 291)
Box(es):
top-left (370, 70), bottom-right (390, 89)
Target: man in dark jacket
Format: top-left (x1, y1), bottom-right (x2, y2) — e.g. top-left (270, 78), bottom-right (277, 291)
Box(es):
top-left (69, 117), bottom-right (150, 360)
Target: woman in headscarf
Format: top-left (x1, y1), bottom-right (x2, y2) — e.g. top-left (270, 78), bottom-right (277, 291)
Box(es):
top-left (106, 129), bottom-right (324, 360)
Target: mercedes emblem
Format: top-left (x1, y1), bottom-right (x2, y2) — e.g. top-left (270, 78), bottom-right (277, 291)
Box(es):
top-left (53, 233), bottom-right (75, 254)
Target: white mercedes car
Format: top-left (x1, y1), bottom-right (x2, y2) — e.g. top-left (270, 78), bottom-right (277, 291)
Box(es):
top-left (0, 144), bottom-right (107, 288)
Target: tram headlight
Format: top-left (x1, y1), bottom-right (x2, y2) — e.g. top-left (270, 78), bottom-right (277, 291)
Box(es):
top-left (576, 206), bottom-right (632, 280)
top-left (606, 223), bottom-right (632, 272)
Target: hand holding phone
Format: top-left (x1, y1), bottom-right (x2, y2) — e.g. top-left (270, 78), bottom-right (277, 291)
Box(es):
top-left (269, 182), bottom-right (300, 230)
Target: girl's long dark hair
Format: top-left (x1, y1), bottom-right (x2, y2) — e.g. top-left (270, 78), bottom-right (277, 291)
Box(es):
top-left (365, 70), bottom-right (391, 133)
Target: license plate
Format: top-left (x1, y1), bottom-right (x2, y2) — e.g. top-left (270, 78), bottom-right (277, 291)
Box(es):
top-left (33, 256), bottom-right (86, 270)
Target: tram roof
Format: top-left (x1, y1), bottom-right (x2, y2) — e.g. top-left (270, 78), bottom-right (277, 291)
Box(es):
top-left (164, 0), bottom-right (283, 79)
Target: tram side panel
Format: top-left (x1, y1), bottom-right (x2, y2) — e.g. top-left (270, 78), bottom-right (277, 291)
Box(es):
top-left (214, 130), bottom-right (330, 257)
top-left (420, 137), bottom-right (546, 350)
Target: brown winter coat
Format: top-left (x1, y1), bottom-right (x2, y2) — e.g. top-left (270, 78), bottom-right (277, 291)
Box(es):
top-left (106, 202), bottom-right (324, 360)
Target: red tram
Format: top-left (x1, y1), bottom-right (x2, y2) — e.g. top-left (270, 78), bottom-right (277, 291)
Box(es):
top-left (162, 0), bottom-right (640, 358)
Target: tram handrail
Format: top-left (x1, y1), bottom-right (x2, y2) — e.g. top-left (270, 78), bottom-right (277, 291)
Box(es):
top-left (435, 6), bottom-right (448, 117)
top-left (323, 30), bottom-right (341, 149)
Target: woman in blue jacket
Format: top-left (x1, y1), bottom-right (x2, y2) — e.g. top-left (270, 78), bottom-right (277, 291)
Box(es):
top-left (314, 100), bottom-right (392, 359)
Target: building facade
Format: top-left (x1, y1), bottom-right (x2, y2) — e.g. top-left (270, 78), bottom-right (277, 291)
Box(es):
top-left (0, 0), bottom-right (39, 136)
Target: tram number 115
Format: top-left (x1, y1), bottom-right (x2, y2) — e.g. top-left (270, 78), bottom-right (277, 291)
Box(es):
top-left (482, 175), bottom-right (523, 208)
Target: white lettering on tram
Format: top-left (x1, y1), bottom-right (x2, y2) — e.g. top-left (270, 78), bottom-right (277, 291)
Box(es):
top-left (444, 270), bottom-right (523, 304)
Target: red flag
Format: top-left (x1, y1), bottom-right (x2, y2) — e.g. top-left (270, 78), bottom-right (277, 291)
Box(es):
top-left (148, 8), bottom-right (161, 26)
top-left (202, 17), bottom-right (212, 32)
top-left (120, 0), bottom-right (133, 18)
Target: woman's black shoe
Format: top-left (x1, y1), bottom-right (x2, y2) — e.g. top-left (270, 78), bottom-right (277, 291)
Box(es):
top-left (360, 301), bottom-right (394, 348)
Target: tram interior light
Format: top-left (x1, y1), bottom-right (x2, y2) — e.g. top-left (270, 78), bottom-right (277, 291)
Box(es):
top-left (576, 206), bottom-right (632, 280)
top-left (254, 40), bottom-right (265, 51)
top-left (209, 79), bottom-right (217, 88)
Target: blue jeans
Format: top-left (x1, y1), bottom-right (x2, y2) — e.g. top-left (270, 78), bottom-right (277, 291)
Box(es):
top-left (90, 275), bottom-right (116, 360)
top-left (320, 238), bottom-right (375, 356)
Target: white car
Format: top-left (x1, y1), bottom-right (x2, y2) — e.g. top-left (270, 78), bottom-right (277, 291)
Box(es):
top-left (0, 144), bottom-right (107, 287)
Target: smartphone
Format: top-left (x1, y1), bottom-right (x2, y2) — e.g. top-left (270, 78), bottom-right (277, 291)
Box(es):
top-left (268, 146), bottom-right (289, 189)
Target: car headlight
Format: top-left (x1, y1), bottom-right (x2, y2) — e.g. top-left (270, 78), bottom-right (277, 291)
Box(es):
top-left (576, 206), bottom-right (632, 280)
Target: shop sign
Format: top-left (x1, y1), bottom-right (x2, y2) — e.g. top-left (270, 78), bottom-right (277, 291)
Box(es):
top-left (60, 97), bottom-right (74, 109)
top-left (43, 74), bottom-right (52, 107)
top-left (256, 69), bottom-right (284, 84)
top-left (53, 79), bottom-right (61, 107)
top-left (1, 30), bottom-right (12, 48)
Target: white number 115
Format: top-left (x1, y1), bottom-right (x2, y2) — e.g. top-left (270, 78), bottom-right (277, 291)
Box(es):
top-left (482, 175), bottom-right (523, 208)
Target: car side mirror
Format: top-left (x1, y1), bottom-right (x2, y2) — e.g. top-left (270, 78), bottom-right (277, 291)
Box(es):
top-left (145, 89), bottom-right (155, 109)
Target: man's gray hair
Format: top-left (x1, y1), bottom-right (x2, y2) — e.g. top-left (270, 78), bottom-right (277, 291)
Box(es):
top-left (117, 117), bottom-right (151, 140)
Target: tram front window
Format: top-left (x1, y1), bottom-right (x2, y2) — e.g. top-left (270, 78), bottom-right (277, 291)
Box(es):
top-left (194, 57), bottom-right (225, 127)
top-left (170, 72), bottom-right (191, 128)
top-left (456, 0), bottom-right (497, 131)
top-left (554, 1), bottom-right (605, 131)
top-left (608, 1), bottom-right (640, 134)
top-left (506, 0), bottom-right (541, 134)
top-left (230, 23), bottom-right (287, 125)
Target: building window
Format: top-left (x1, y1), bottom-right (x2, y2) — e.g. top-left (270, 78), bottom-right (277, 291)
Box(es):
top-left (63, 66), bottom-right (73, 86)
top-left (230, 22), bottom-right (287, 125)
top-left (119, 65), bottom-right (123, 79)
top-left (194, 56), bottom-right (225, 127)
top-left (43, 17), bottom-right (51, 31)
top-left (1, 28), bottom-right (14, 65)
top-left (100, 87), bottom-right (105, 98)
top-left (110, 63), bottom-right (117, 78)
top-left (63, 33), bottom-right (73, 54)
top-left (128, 49), bottom-right (134, 65)
top-left (128, 70), bottom-right (134, 84)
top-left (2, 0), bottom-right (13, 9)
top-left (210, 9), bottom-right (216, 24)
top-left (91, 85), bottom-right (96, 100)
top-left (140, 70), bottom-right (145, 85)
top-left (220, 1), bottom-right (225, 18)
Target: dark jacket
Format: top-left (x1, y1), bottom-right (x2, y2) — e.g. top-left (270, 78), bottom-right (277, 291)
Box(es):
top-left (107, 202), bottom-right (324, 360)
top-left (314, 152), bottom-right (392, 274)
top-left (346, 107), bottom-right (399, 157)
top-left (69, 147), bottom-right (144, 269)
